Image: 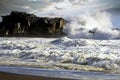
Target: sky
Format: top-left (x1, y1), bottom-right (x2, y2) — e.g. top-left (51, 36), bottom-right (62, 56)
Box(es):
top-left (0, 0), bottom-right (120, 21)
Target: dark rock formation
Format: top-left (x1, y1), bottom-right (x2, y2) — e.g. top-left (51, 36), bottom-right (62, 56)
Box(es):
top-left (0, 11), bottom-right (66, 37)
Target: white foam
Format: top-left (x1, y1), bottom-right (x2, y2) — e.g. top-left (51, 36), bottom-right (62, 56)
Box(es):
top-left (0, 37), bottom-right (120, 70)
top-left (34, 0), bottom-right (120, 40)
top-left (63, 11), bottom-right (120, 39)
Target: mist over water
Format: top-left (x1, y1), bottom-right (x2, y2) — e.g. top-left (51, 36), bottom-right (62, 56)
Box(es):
top-left (36, 0), bottom-right (120, 39)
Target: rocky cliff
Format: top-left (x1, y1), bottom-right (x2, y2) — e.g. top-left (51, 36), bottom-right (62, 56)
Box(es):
top-left (0, 11), bottom-right (66, 37)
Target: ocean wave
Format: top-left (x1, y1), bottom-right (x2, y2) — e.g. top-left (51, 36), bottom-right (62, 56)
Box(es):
top-left (0, 37), bottom-right (120, 71)
top-left (34, 0), bottom-right (120, 39)
top-left (63, 11), bottom-right (120, 39)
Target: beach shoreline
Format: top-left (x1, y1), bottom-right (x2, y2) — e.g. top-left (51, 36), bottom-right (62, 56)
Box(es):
top-left (0, 72), bottom-right (68, 80)
top-left (0, 65), bottom-right (120, 80)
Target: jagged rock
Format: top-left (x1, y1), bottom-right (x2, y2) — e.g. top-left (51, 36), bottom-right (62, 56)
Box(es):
top-left (0, 11), bottom-right (66, 37)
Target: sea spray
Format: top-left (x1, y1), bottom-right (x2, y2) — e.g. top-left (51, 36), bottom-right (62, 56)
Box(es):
top-left (36, 0), bottom-right (120, 39)
top-left (63, 11), bottom-right (120, 39)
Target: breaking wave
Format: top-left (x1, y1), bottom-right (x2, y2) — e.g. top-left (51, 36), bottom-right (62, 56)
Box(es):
top-left (63, 11), bottom-right (120, 39)
top-left (36, 0), bottom-right (120, 39)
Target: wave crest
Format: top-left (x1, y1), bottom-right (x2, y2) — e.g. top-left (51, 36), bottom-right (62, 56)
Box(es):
top-left (63, 11), bottom-right (120, 39)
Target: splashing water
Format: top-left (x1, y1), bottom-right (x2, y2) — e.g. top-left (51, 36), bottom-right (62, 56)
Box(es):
top-left (36, 0), bottom-right (120, 39)
top-left (63, 11), bottom-right (120, 39)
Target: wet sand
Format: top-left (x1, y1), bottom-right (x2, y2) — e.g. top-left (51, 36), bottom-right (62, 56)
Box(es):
top-left (0, 72), bottom-right (68, 80)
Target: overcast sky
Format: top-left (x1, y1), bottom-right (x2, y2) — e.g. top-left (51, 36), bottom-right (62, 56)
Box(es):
top-left (0, 0), bottom-right (120, 20)
top-left (0, 0), bottom-right (65, 15)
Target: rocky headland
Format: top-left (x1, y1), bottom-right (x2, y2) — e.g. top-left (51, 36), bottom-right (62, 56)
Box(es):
top-left (0, 11), bottom-right (66, 37)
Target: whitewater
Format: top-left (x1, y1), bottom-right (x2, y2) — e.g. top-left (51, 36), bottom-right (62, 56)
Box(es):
top-left (0, 0), bottom-right (120, 79)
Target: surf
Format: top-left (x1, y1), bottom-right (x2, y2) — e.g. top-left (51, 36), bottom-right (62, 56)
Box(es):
top-left (34, 0), bottom-right (120, 39)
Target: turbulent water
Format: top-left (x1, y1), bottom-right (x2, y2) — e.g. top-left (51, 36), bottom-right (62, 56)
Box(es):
top-left (0, 0), bottom-right (120, 78)
top-left (0, 37), bottom-right (120, 74)
top-left (35, 0), bottom-right (120, 39)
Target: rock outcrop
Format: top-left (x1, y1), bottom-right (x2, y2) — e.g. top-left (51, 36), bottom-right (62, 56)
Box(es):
top-left (0, 11), bottom-right (66, 37)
